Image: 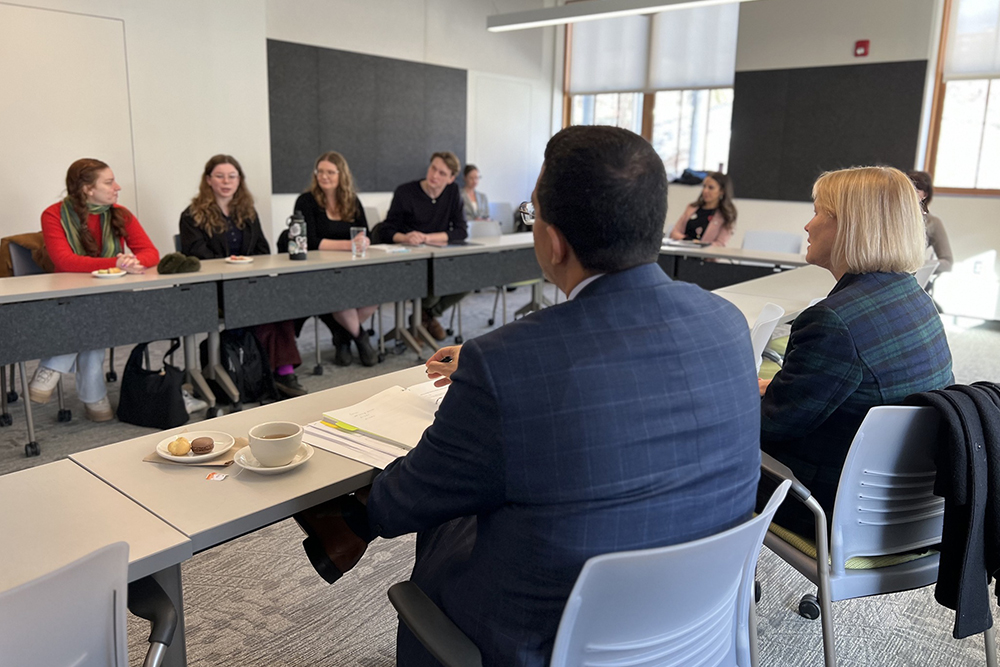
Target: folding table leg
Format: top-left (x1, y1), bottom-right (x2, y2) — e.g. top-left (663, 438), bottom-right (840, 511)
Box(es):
top-left (17, 362), bottom-right (39, 457)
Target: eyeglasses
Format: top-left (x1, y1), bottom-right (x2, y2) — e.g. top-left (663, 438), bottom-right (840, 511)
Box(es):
top-left (315, 169), bottom-right (339, 177)
top-left (518, 201), bottom-right (535, 226)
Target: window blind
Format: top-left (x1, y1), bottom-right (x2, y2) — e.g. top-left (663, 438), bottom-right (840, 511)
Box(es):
top-left (568, 4), bottom-right (739, 94)
top-left (944, 0), bottom-right (1000, 80)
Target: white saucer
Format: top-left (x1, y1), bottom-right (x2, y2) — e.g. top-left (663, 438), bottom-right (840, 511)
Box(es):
top-left (91, 269), bottom-right (127, 279)
top-left (234, 444), bottom-right (313, 475)
top-left (155, 431), bottom-right (235, 463)
top-left (225, 256), bottom-right (254, 264)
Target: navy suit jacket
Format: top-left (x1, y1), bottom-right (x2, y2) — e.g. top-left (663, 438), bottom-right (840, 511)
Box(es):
top-left (367, 262), bottom-right (762, 667)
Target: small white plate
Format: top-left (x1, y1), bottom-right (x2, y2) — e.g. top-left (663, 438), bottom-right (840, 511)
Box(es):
top-left (234, 443), bottom-right (313, 475)
top-left (91, 269), bottom-right (127, 279)
top-left (225, 256), bottom-right (254, 264)
top-left (155, 431), bottom-right (235, 463)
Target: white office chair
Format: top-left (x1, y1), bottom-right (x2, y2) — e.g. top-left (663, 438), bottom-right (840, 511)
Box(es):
top-left (741, 230), bottom-right (803, 255)
top-left (749, 303), bottom-right (784, 374)
top-left (914, 259), bottom-right (940, 290)
top-left (0, 542), bottom-right (129, 666)
top-left (387, 480), bottom-right (792, 667)
top-left (488, 201), bottom-right (514, 234)
top-left (761, 406), bottom-right (999, 667)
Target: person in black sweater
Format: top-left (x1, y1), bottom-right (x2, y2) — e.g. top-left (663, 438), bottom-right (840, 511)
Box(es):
top-left (180, 154), bottom-right (307, 398)
top-left (293, 151), bottom-right (378, 367)
top-left (378, 151), bottom-right (468, 340)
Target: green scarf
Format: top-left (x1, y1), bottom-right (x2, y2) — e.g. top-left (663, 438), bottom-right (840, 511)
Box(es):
top-left (59, 198), bottom-right (123, 257)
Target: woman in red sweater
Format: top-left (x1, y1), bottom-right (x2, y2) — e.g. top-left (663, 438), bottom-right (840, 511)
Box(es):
top-left (29, 158), bottom-right (160, 421)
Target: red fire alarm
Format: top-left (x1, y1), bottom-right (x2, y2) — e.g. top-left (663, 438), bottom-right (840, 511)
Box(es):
top-left (855, 40), bottom-right (870, 57)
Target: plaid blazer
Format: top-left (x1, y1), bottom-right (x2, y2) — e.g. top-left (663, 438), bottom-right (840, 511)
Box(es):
top-left (761, 271), bottom-right (953, 532)
top-left (368, 262), bottom-right (762, 667)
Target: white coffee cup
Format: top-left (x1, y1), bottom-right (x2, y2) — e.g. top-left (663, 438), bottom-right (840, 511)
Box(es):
top-left (248, 421), bottom-right (303, 467)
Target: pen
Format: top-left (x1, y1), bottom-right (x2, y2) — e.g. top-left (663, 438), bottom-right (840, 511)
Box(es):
top-left (439, 356), bottom-right (453, 364)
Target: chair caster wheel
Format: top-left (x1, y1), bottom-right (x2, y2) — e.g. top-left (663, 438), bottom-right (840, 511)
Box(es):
top-left (367, 328), bottom-right (376, 336)
top-left (313, 364), bottom-right (324, 376)
top-left (798, 594), bottom-right (821, 620)
top-left (58, 409), bottom-right (72, 422)
top-left (7, 391), bottom-right (18, 403)
top-left (106, 370), bottom-right (118, 383)
top-left (0, 413), bottom-right (12, 427)
top-left (232, 402), bottom-right (243, 412)
top-left (755, 580), bottom-right (762, 604)
top-left (206, 406), bottom-right (224, 418)
top-left (25, 442), bottom-right (40, 457)
top-left (488, 318), bottom-right (495, 326)
top-left (454, 336), bottom-right (464, 344)
top-left (446, 328), bottom-right (455, 336)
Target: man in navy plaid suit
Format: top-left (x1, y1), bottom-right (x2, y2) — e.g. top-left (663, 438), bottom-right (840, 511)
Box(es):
top-left (309, 126), bottom-right (762, 666)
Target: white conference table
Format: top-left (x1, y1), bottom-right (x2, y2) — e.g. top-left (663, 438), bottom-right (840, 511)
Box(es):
top-left (661, 243), bottom-right (808, 267)
top-left (716, 263), bottom-right (835, 301)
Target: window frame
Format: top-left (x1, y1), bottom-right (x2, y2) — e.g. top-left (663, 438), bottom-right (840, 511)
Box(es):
top-left (924, 0), bottom-right (1000, 196)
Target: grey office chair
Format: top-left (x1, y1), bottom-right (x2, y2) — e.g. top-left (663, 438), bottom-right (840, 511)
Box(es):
top-left (761, 406), bottom-right (999, 667)
top-left (387, 480), bottom-right (791, 667)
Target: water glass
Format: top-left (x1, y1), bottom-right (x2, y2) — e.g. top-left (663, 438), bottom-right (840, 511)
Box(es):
top-left (351, 226), bottom-right (367, 258)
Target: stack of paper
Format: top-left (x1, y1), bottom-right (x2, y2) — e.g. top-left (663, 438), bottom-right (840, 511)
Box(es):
top-left (302, 382), bottom-right (448, 469)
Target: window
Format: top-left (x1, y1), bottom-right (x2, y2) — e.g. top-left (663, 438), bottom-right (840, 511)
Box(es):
top-left (570, 92), bottom-right (644, 134)
top-left (927, 0), bottom-right (1000, 191)
top-left (565, 5), bottom-right (738, 179)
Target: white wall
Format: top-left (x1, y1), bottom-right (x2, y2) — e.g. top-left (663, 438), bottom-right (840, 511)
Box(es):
top-left (0, 0), bottom-right (272, 255)
top-left (735, 0), bottom-right (937, 71)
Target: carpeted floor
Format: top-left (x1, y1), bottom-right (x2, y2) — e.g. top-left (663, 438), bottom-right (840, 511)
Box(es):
top-left (4, 290), bottom-right (1000, 666)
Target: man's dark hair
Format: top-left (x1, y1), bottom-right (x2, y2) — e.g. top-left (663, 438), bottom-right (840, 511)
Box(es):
top-left (537, 126), bottom-right (667, 273)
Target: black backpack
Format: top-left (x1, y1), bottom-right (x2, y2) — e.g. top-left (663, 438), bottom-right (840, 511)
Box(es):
top-left (200, 329), bottom-right (277, 405)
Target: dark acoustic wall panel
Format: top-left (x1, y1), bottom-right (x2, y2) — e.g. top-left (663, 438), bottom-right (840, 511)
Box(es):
top-left (268, 39), bottom-right (467, 194)
top-left (728, 60), bottom-right (928, 202)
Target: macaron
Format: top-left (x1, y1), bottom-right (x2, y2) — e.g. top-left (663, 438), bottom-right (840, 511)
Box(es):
top-left (190, 436), bottom-right (215, 455)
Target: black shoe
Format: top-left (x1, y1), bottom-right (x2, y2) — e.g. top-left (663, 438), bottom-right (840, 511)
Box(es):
top-left (354, 330), bottom-right (378, 367)
top-left (274, 373), bottom-right (308, 398)
top-left (333, 344), bottom-right (352, 367)
top-left (292, 495), bottom-right (370, 585)
top-left (329, 318), bottom-right (354, 367)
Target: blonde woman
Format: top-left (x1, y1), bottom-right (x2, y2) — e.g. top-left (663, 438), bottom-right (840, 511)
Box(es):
top-left (293, 152), bottom-right (377, 367)
top-left (757, 166), bottom-right (952, 534)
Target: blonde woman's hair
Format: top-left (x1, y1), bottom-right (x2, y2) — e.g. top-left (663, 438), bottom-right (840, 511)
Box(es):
top-left (812, 166), bottom-right (925, 274)
top-left (309, 151), bottom-right (357, 221)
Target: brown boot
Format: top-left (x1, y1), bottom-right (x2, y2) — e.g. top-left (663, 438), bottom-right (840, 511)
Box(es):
top-left (422, 310), bottom-right (447, 341)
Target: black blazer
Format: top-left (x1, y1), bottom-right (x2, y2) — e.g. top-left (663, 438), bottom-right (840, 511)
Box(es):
top-left (179, 206), bottom-right (270, 259)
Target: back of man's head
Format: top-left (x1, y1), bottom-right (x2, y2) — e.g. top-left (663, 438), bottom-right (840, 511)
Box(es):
top-left (537, 126), bottom-right (667, 273)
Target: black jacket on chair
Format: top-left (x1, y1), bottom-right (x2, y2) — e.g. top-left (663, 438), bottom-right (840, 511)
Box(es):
top-left (905, 382), bottom-right (1000, 639)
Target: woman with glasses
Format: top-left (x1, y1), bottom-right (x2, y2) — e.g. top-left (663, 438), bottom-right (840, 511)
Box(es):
top-left (292, 151), bottom-right (378, 367)
top-left (180, 154), bottom-right (307, 399)
top-left (30, 158), bottom-right (159, 421)
top-left (906, 170), bottom-right (953, 274)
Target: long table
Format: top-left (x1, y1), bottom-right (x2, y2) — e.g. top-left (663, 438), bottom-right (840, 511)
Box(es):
top-left (659, 243), bottom-right (808, 291)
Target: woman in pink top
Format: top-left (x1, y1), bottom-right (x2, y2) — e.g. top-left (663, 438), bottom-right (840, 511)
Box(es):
top-left (30, 159), bottom-right (160, 421)
top-left (669, 171), bottom-right (738, 247)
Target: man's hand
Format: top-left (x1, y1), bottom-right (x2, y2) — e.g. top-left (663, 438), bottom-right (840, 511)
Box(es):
top-left (758, 378), bottom-right (772, 396)
top-left (395, 231), bottom-right (427, 245)
top-left (426, 345), bottom-right (462, 387)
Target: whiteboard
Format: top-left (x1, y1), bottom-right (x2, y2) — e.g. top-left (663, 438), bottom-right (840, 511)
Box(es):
top-left (0, 4), bottom-right (135, 239)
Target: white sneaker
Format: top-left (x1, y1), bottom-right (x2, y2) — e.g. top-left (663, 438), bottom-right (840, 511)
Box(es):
top-left (84, 396), bottom-right (114, 422)
top-left (182, 388), bottom-right (208, 414)
top-left (28, 367), bottom-right (60, 404)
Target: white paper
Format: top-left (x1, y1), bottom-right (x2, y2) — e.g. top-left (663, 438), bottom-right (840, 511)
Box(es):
top-left (405, 379), bottom-right (449, 406)
top-left (322, 386), bottom-right (437, 449)
top-left (303, 422), bottom-right (400, 469)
